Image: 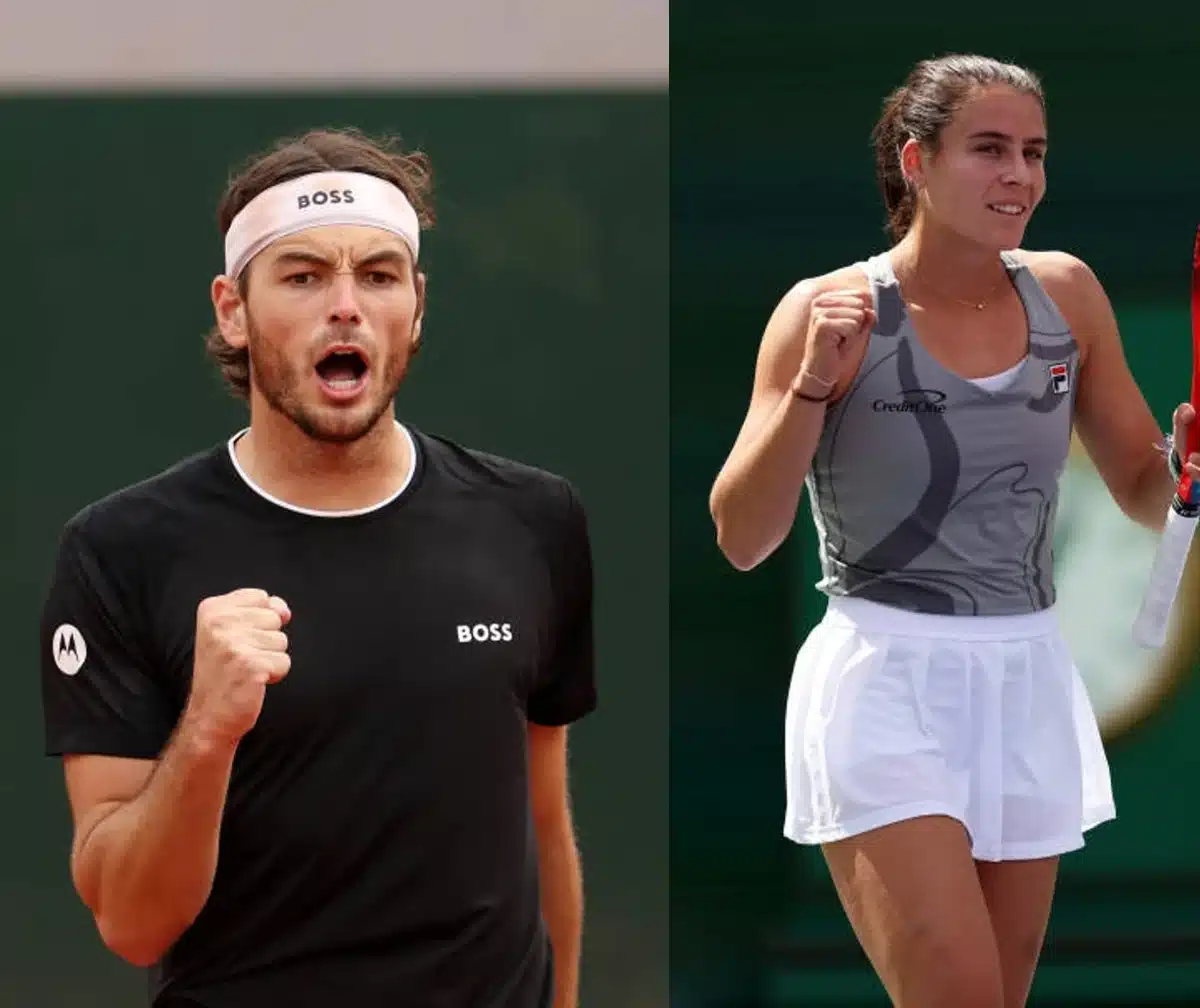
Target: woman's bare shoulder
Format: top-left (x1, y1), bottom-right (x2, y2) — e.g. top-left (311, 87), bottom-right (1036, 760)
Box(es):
top-left (774, 262), bottom-right (874, 312)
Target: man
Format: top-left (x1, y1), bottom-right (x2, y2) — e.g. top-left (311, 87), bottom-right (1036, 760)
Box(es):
top-left (39, 128), bottom-right (595, 1008)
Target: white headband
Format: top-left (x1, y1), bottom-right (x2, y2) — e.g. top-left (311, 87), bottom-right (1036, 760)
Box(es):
top-left (223, 170), bottom-right (421, 279)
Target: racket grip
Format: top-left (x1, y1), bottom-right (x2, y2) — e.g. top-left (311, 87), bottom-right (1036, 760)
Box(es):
top-left (1133, 504), bottom-right (1200, 649)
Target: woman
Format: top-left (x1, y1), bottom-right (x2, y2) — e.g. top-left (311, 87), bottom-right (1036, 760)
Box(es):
top-left (709, 54), bottom-right (1198, 1008)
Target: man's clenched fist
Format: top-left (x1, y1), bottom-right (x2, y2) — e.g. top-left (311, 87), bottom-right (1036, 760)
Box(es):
top-left (185, 588), bottom-right (291, 750)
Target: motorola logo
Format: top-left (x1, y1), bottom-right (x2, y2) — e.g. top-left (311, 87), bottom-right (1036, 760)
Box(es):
top-left (52, 623), bottom-right (87, 676)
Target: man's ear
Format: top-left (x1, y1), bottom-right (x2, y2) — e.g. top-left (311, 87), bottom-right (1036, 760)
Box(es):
top-left (412, 271), bottom-right (427, 352)
top-left (212, 273), bottom-right (248, 349)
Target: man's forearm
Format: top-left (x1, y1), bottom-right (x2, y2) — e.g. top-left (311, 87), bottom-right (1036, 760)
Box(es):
top-left (74, 723), bottom-right (238, 966)
top-left (537, 820), bottom-right (583, 1008)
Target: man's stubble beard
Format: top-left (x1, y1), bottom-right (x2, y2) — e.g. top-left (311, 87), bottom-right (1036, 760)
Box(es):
top-left (245, 314), bottom-right (411, 445)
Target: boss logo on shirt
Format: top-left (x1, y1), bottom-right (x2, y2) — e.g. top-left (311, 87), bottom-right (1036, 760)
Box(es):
top-left (297, 189), bottom-right (355, 209)
top-left (456, 622), bottom-right (514, 643)
top-left (51, 623), bottom-right (87, 676)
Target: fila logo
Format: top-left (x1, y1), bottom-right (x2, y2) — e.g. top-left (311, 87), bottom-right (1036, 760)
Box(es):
top-left (297, 189), bottom-right (355, 210)
top-left (457, 622), bottom-right (514, 643)
top-left (1049, 362), bottom-right (1070, 395)
top-left (52, 623), bottom-right (87, 676)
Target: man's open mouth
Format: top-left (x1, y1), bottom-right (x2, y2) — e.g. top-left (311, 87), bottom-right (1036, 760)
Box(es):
top-left (315, 346), bottom-right (369, 393)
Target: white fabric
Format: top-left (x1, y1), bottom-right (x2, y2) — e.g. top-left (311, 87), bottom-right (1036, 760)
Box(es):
top-left (965, 355), bottom-right (1028, 393)
top-left (223, 171), bottom-right (420, 279)
top-left (783, 595), bottom-right (1115, 862)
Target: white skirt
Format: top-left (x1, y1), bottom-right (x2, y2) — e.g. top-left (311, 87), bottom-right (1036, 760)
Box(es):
top-left (783, 596), bottom-right (1116, 862)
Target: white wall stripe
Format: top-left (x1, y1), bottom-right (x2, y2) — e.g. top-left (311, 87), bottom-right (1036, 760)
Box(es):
top-left (0, 0), bottom-right (668, 89)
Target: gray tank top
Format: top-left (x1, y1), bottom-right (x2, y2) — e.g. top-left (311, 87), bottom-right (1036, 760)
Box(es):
top-left (807, 250), bottom-right (1078, 616)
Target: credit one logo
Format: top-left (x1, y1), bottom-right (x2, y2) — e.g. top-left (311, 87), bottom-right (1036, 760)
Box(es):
top-left (872, 389), bottom-right (948, 414)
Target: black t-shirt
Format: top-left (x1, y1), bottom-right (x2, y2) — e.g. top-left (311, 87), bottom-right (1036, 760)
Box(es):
top-left (39, 426), bottom-right (596, 1008)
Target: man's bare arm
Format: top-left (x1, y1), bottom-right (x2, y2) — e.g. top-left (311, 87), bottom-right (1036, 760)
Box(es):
top-left (66, 726), bottom-right (238, 966)
top-left (528, 723), bottom-right (583, 1008)
top-left (65, 588), bottom-right (293, 966)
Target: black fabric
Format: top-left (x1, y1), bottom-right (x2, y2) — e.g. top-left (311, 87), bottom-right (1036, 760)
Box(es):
top-left (40, 427), bottom-right (596, 1007)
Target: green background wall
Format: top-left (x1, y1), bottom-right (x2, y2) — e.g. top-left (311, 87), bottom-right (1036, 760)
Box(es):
top-left (673, 10), bottom-right (1200, 1006)
top-left (3, 92), bottom-right (667, 1006)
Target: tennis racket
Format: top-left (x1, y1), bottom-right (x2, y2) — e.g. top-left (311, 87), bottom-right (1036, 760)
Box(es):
top-left (1132, 225), bottom-right (1200, 649)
